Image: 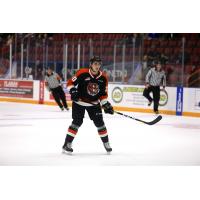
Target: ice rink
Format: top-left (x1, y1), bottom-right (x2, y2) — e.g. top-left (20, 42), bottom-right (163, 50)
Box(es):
top-left (0, 101), bottom-right (200, 166)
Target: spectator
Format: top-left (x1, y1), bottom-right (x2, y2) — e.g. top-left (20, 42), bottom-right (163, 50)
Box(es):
top-left (175, 49), bottom-right (190, 65)
top-left (147, 45), bottom-right (161, 67)
top-left (36, 68), bottom-right (43, 80)
top-left (159, 53), bottom-right (169, 65)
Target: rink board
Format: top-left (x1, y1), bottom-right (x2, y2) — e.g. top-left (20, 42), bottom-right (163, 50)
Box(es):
top-left (0, 80), bottom-right (199, 117)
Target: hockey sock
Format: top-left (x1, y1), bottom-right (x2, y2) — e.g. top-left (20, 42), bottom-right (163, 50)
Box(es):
top-left (97, 125), bottom-right (109, 143)
top-left (100, 135), bottom-right (109, 143)
top-left (65, 124), bottom-right (79, 143)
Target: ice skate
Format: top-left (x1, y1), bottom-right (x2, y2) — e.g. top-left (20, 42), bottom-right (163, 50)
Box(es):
top-left (60, 107), bottom-right (64, 111)
top-left (154, 110), bottom-right (159, 115)
top-left (103, 142), bottom-right (112, 153)
top-left (62, 142), bottom-right (73, 154)
top-left (148, 100), bottom-right (152, 106)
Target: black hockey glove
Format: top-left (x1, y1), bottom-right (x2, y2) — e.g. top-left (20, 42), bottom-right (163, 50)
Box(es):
top-left (102, 101), bottom-right (114, 115)
top-left (70, 88), bottom-right (79, 101)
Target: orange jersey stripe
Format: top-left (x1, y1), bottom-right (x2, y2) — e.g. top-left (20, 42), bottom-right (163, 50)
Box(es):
top-left (99, 95), bottom-right (108, 101)
top-left (67, 68), bottom-right (89, 87)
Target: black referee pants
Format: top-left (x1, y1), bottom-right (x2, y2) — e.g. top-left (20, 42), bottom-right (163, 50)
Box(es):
top-left (51, 86), bottom-right (68, 109)
top-left (143, 86), bottom-right (160, 112)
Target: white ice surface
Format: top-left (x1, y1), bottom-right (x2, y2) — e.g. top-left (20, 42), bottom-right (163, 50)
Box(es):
top-left (0, 102), bottom-right (200, 165)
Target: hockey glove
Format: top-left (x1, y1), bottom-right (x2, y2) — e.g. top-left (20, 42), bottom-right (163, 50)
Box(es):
top-left (102, 101), bottom-right (114, 115)
top-left (70, 88), bottom-right (79, 101)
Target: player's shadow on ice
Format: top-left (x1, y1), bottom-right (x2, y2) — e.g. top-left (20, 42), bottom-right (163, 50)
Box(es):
top-left (61, 152), bottom-right (112, 157)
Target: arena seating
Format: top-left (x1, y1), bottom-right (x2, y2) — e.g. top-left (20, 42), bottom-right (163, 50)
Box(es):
top-left (1, 33), bottom-right (200, 86)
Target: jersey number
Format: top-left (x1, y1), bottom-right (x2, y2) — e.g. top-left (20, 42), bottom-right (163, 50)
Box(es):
top-left (72, 76), bottom-right (77, 82)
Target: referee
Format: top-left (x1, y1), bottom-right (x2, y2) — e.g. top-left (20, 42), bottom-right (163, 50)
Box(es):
top-left (45, 67), bottom-right (69, 111)
top-left (143, 62), bottom-right (166, 114)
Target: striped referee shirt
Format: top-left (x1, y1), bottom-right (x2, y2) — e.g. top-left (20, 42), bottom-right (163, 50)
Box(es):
top-left (45, 72), bottom-right (61, 90)
top-left (145, 67), bottom-right (166, 87)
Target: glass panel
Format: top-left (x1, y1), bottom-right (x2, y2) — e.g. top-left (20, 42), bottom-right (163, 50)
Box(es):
top-left (142, 37), bottom-right (183, 87)
top-left (185, 36), bottom-right (200, 87)
top-left (0, 37), bottom-right (10, 79)
top-left (1, 33), bottom-right (200, 88)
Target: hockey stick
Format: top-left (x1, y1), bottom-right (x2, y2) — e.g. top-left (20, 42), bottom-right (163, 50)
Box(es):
top-left (114, 111), bottom-right (162, 125)
top-left (82, 100), bottom-right (162, 125)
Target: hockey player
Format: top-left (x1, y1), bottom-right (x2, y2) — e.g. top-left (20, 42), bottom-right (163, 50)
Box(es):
top-left (62, 56), bottom-right (114, 153)
top-left (45, 68), bottom-right (69, 111)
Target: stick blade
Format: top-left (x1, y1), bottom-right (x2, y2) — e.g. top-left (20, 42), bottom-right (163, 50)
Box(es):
top-left (145, 115), bottom-right (162, 125)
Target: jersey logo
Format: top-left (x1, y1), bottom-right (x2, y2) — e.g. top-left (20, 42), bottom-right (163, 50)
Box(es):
top-left (87, 82), bottom-right (100, 96)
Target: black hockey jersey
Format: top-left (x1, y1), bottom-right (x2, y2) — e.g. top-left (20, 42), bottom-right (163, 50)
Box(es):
top-left (67, 68), bottom-right (108, 104)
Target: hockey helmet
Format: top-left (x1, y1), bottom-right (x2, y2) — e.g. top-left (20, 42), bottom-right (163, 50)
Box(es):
top-left (90, 56), bottom-right (102, 65)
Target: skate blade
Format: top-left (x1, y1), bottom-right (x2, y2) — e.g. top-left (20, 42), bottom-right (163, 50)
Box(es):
top-left (62, 149), bottom-right (73, 155)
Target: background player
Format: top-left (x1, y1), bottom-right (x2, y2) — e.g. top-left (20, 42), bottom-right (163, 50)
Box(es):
top-left (62, 56), bottom-right (114, 153)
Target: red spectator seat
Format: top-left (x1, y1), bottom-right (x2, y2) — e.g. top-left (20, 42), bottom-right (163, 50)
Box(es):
top-left (168, 74), bottom-right (178, 84)
top-left (164, 48), bottom-right (173, 55)
top-left (192, 48), bottom-right (200, 55)
top-left (151, 40), bottom-right (160, 47)
top-left (168, 40), bottom-right (177, 47)
top-left (185, 65), bottom-right (193, 73)
top-left (185, 40), bottom-right (196, 47)
top-left (143, 40), bottom-right (152, 48)
top-left (173, 47), bottom-right (181, 55)
top-left (196, 40), bottom-right (200, 47)
top-left (184, 47), bottom-right (193, 54)
top-left (160, 40), bottom-right (169, 47)
top-left (156, 48), bottom-right (164, 54)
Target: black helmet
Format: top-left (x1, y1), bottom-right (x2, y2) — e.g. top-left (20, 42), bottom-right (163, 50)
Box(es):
top-left (90, 56), bottom-right (102, 65)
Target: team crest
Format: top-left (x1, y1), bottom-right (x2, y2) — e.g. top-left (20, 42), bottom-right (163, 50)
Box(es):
top-left (87, 82), bottom-right (99, 96)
